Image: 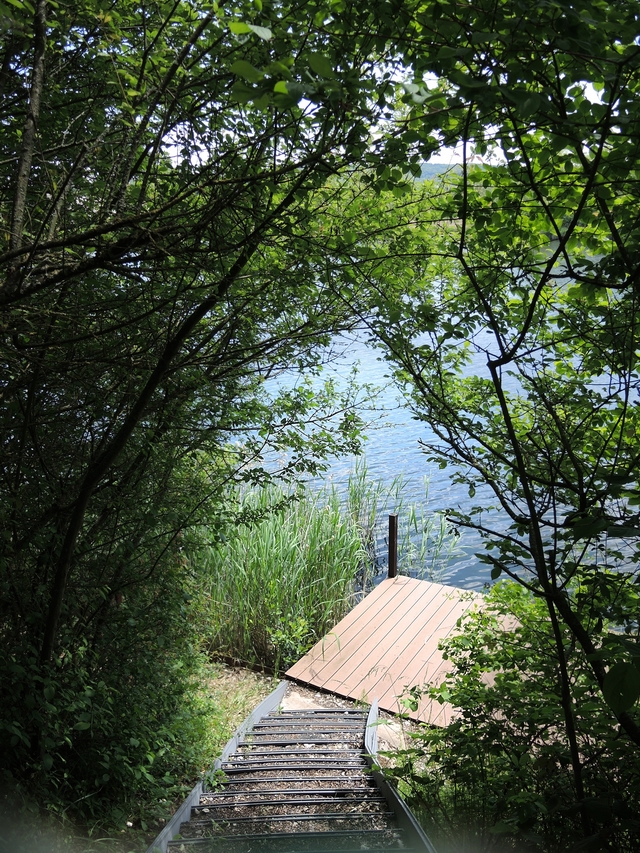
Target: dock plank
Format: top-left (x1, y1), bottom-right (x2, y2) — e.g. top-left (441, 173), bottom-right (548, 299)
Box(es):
top-left (286, 576), bottom-right (483, 724)
top-left (323, 581), bottom-right (442, 701)
top-left (287, 579), bottom-right (409, 685)
top-left (309, 579), bottom-right (440, 699)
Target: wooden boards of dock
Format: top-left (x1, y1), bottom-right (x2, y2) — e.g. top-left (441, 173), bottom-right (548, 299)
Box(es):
top-left (286, 576), bottom-right (483, 725)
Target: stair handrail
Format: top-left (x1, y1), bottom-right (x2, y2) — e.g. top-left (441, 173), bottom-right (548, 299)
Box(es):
top-left (145, 680), bottom-right (288, 853)
top-left (365, 699), bottom-right (439, 853)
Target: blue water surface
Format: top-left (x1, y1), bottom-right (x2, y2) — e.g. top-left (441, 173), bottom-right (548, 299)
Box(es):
top-left (268, 332), bottom-right (509, 591)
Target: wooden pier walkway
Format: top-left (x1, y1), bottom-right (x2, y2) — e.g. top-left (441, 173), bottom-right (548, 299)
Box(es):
top-left (286, 576), bottom-right (483, 725)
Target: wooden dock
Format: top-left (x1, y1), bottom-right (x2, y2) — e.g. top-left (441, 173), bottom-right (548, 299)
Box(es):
top-left (286, 576), bottom-right (483, 724)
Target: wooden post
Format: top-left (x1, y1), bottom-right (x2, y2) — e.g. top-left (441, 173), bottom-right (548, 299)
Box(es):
top-left (388, 513), bottom-right (398, 578)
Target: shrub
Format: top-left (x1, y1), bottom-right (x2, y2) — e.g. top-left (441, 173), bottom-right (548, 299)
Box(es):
top-left (383, 582), bottom-right (640, 852)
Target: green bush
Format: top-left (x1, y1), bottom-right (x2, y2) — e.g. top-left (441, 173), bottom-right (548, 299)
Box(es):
top-left (0, 551), bottom-right (218, 831)
top-left (383, 582), bottom-right (640, 852)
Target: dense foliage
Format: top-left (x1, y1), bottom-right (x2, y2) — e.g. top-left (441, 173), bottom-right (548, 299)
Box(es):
top-left (3, 0), bottom-right (640, 844)
top-left (386, 582), bottom-right (640, 852)
top-left (0, 0), bottom-right (400, 826)
top-left (313, 0), bottom-right (640, 846)
top-left (388, 0), bottom-right (640, 848)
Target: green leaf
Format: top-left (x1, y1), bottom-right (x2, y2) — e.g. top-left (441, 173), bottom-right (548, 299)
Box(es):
top-left (265, 60), bottom-right (292, 79)
top-left (272, 81), bottom-right (305, 105)
top-left (607, 525), bottom-right (640, 538)
top-left (607, 635), bottom-right (640, 658)
top-left (490, 566), bottom-right (502, 580)
top-left (400, 695), bottom-right (419, 712)
top-left (602, 662), bottom-right (640, 714)
top-left (230, 60), bottom-right (264, 83)
top-left (231, 80), bottom-right (257, 103)
top-left (228, 21), bottom-right (251, 34)
top-left (568, 514), bottom-right (609, 539)
top-left (490, 821), bottom-right (515, 835)
top-left (247, 24), bottom-right (272, 40)
top-left (307, 53), bottom-right (334, 78)
top-left (73, 721), bottom-right (91, 730)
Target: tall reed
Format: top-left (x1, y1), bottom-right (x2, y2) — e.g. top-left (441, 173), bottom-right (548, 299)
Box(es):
top-left (342, 458), bottom-right (461, 583)
top-left (199, 463), bottom-right (460, 672)
top-left (200, 483), bottom-right (368, 672)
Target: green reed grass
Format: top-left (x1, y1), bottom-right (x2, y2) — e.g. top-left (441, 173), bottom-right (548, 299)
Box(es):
top-left (200, 463), bottom-right (460, 673)
top-left (342, 458), bottom-right (461, 582)
top-left (200, 483), bottom-right (369, 672)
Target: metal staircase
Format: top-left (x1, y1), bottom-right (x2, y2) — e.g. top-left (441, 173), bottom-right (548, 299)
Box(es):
top-left (147, 682), bottom-right (437, 853)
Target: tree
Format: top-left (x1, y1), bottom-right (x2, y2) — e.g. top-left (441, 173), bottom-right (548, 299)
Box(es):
top-left (0, 0), bottom-right (405, 818)
top-left (321, 0), bottom-right (640, 842)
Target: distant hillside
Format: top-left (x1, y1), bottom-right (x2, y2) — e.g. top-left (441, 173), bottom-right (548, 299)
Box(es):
top-left (419, 162), bottom-right (460, 180)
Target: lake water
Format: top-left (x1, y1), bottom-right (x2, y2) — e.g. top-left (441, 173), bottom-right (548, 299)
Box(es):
top-left (270, 333), bottom-right (506, 591)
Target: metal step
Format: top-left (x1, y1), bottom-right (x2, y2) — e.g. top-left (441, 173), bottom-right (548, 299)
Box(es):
top-left (167, 829), bottom-right (420, 851)
top-left (192, 794), bottom-right (386, 810)
top-left (199, 775), bottom-right (377, 789)
top-left (147, 683), bottom-right (437, 853)
top-left (177, 698), bottom-right (402, 849)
